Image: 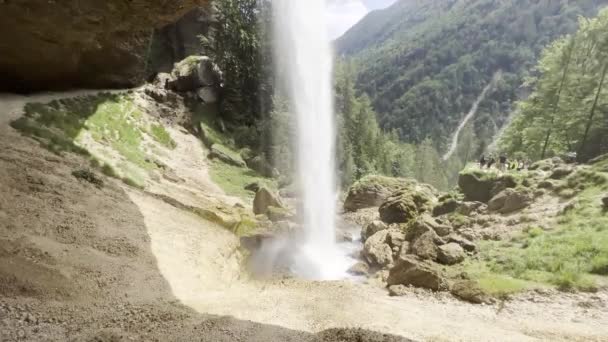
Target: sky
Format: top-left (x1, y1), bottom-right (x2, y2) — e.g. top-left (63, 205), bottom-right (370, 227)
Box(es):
top-left (327, 0), bottom-right (397, 39)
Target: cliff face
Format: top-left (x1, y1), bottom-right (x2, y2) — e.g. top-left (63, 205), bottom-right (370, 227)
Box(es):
top-left (0, 0), bottom-right (208, 92)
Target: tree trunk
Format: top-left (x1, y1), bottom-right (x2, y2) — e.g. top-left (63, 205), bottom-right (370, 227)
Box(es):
top-left (541, 38), bottom-right (575, 159)
top-left (578, 61), bottom-right (608, 160)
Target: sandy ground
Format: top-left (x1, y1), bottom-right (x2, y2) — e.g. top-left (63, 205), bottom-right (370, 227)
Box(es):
top-left (1, 92), bottom-right (607, 341)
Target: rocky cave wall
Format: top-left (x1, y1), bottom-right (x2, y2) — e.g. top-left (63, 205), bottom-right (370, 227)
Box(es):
top-left (0, 0), bottom-right (209, 92)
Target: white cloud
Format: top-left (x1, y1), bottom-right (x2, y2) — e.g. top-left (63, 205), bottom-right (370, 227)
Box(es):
top-left (326, 0), bottom-right (369, 39)
top-left (326, 0), bottom-right (397, 39)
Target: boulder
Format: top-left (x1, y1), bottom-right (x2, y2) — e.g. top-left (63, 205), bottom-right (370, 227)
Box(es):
top-left (437, 243), bottom-right (465, 265)
top-left (343, 175), bottom-right (407, 212)
top-left (407, 215), bottom-right (452, 239)
top-left (447, 234), bottom-right (477, 253)
top-left (387, 256), bottom-right (448, 291)
top-left (409, 231), bottom-right (439, 261)
top-left (488, 188), bottom-right (532, 214)
top-left (197, 86), bottom-right (219, 103)
top-left (388, 285), bottom-right (409, 297)
top-left (253, 187), bottom-right (284, 215)
top-left (168, 56), bottom-right (222, 92)
top-left (457, 201), bottom-right (487, 216)
top-left (387, 229), bottom-right (406, 249)
top-left (537, 180), bottom-right (555, 190)
top-left (450, 280), bottom-right (490, 304)
top-left (347, 262), bottom-right (370, 277)
top-left (379, 186), bottom-right (437, 224)
top-left (432, 198), bottom-right (460, 216)
top-left (458, 171), bottom-right (517, 203)
top-left (363, 230), bottom-right (393, 268)
top-left (362, 220), bottom-right (389, 242)
top-left (209, 144), bottom-right (246, 168)
top-left (550, 166), bottom-right (574, 180)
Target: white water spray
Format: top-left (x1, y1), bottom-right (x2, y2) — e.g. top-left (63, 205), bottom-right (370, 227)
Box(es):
top-left (272, 0), bottom-right (352, 280)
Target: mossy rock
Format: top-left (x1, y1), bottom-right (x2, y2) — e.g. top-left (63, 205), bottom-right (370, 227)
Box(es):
top-left (344, 175), bottom-right (428, 212)
top-left (379, 184), bottom-right (437, 224)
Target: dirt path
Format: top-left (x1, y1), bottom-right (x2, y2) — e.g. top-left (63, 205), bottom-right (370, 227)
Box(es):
top-left (1, 91), bottom-right (607, 341)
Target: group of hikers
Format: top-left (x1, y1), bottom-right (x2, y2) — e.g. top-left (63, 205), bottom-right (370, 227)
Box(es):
top-left (479, 154), bottom-right (529, 171)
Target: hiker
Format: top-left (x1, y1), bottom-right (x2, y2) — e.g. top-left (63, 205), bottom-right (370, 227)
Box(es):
top-left (487, 156), bottom-right (496, 169)
top-left (499, 154), bottom-right (507, 171)
top-left (479, 155), bottom-right (487, 169)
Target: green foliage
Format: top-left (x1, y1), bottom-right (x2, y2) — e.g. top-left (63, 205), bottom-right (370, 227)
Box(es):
top-left (209, 159), bottom-right (277, 200)
top-left (150, 124), bottom-right (177, 149)
top-left (500, 8), bottom-right (608, 161)
top-left (202, 0), bottom-right (273, 123)
top-left (470, 178), bottom-right (608, 291)
top-left (337, 0), bottom-right (605, 153)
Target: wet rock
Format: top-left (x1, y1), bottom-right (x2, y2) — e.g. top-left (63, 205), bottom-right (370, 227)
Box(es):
top-left (348, 262), bottom-right (370, 277)
top-left (363, 230), bottom-right (393, 268)
top-left (488, 188), bottom-right (532, 214)
top-left (379, 186), bottom-right (437, 224)
top-left (451, 280), bottom-right (491, 304)
top-left (387, 256), bottom-right (448, 291)
top-left (437, 243), bottom-right (465, 265)
top-left (253, 187), bottom-right (284, 215)
top-left (362, 220), bottom-right (388, 242)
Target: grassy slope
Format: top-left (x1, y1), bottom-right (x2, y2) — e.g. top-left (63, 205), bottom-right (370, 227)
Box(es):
top-left (11, 93), bottom-right (177, 189)
top-left (463, 160), bottom-right (608, 294)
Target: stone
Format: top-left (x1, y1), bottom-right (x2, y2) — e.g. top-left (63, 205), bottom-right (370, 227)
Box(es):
top-left (406, 215), bottom-right (452, 239)
top-left (409, 231), bottom-right (439, 261)
top-left (437, 243), bottom-right (465, 265)
top-left (168, 56), bottom-right (222, 92)
top-left (388, 285), bottom-right (409, 297)
top-left (253, 187), bottom-right (284, 215)
top-left (343, 175), bottom-right (409, 212)
top-left (550, 166), bottom-right (574, 180)
top-left (432, 198), bottom-right (460, 216)
top-left (347, 262), bottom-right (370, 277)
top-left (488, 188), bottom-right (532, 214)
top-left (602, 195), bottom-right (608, 210)
top-left (457, 201), bottom-right (487, 216)
top-left (537, 180), bottom-right (555, 190)
top-left (447, 235), bottom-right (477, 252)
top-left (387, 256), bottom-right (448, 291)
top-left (379, 186), bottom-right (437, 224)
top-left (386, 229), bottom-right (406, 249)
top-left (363, 230), bottom-right (393, 268)
top-left (458, 171), bottom-right (517, 203)
top-left (451, 280), bottom-right (491, 304)
top-left (197, 86), bottom-right (219, 103)
top-left (362, 220), bottom-right (388, 242)
top-left (209, 144), bottom-right (246, 168)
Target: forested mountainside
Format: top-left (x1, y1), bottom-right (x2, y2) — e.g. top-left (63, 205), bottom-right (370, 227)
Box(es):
top-left (499, 8), bottom-right (608, 161)
top-left (336, 0), bottom-right (608, 154)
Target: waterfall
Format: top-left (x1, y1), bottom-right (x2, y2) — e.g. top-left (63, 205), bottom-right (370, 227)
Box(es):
top-left (272, 0), bottom-right (352, 280)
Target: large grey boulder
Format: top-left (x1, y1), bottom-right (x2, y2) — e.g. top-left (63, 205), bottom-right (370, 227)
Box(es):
top-left (363, 230), bottom-right (393, 268)
top-left (253, 187), bottom-right (284, 215)
top-left (343, 175), bottom-right (407, 212)
top-left (409, 231), bottom-right (439, 261)
top-left (361, 220), bottom-right (388, 242)
top-left (168, 56), bottom-right (222, 92)
top-left (437, 243), bottom-right (465, 265)
top-left (379, 185), bottom-right (437, 224)
top-left (387, 256), bottom-right (448, 291)
top-left (488, 188), bottom-right (532, 214)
